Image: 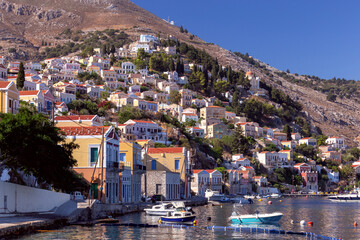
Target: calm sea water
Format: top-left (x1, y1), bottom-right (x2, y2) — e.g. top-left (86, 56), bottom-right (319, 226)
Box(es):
top-left (18, 197), bottom-right (360, 240)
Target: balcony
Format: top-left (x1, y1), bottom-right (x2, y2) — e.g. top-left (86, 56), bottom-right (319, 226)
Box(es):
top-left (106, 162), bottom-right (120, 172)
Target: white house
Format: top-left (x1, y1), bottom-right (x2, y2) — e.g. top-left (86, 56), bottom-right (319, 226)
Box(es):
top-left (325, 137), bottom-right (346, 149)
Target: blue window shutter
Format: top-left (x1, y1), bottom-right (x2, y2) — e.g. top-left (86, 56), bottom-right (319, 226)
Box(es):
top-left (151, 160), bottom-right (156, 170)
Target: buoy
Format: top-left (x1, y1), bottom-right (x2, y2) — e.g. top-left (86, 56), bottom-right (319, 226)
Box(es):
top-left (193, 220), bottom-right (197, 225)
top-left (354, 221), bottom-right (358, 227)
top-left (207, 217), bottom-right (212, 221)
top-left (290, 220), bottom-right (294, 224)
top-left (258, 199), bottom-right (262, 202)
top-left (300, 220), bottom-right (306, 226)
top-left (268, 201), bottom-right (272, 205)
top-left (306, 195), bottom-right (309, 198)
top-left (308, 221), bottom-right (313, 226)
top-left (280, 200), bottom-right (283, 202)
top-left (158, 219), bottom-right (161, 224)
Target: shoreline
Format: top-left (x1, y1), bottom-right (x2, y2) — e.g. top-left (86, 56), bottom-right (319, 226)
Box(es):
top-left (0, 198), bottom-right (207, 239)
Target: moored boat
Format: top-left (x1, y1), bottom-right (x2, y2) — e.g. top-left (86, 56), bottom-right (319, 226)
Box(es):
top-left (229, 212), bottom-right (283, 224)
top-left (159, 208), bottom-right (196, 224)
top-left (328, 194), bottom-right (360, 202)
top-left (144, 203), bottom-right (176, 216)
top-left (205, 189), bottom-right (229, 202)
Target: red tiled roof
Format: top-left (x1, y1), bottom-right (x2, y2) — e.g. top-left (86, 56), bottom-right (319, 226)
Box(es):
top-left (60, 126), bottom-right (110, 136)
top-left (206, 106), bottom-right (223, 108)
top-left (147, 147), bottom-right (184, 154)
top-left (0, 64), bottom-right (6, 69)
top-left (279, 150), bottom-right (291, 152)
top-left (130, 120), bottom-right (156, 124)
top-left (136, 139), bottom-right (152, 142)
top-left (0, 81), bottom-right (11, 88)
top-left (204, 169), bottom-right (217, 174)
top-left (19, 90), bottom-right (40, 96)
top-left (301, 137), bottom-right (314, 140)
top-left (55, 115), bottom-right (96, 121)
top-left (192, 169), bottom-right (206, 174)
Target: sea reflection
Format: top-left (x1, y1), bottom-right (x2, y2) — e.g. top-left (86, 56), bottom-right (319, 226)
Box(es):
top-left (18, 197), bottom-right (360, 240)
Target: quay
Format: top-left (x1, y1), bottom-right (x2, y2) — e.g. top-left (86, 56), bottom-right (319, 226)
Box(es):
top-left (0, 197), bottom-right (207, 238)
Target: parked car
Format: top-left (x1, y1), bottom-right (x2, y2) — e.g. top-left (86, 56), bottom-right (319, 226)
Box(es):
top-left (151, 194), bottom-right (165, 202)
top-left (70, 191), bottom-right (84, 201)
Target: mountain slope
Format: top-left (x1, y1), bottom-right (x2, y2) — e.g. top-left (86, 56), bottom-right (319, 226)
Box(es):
top-left (0, 0), bottom-right (359, 145)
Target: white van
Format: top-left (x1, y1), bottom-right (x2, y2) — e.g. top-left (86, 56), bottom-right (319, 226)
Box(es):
top-left (70, 191), bottom-right (84, 201)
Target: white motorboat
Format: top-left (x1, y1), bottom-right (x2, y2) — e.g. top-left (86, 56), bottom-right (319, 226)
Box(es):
top-left (205, 189), bottom-right (229, 202)
top-left (328, 193), bottom-right (360, 202)
top-left (229, 212), bottom-right (283, 224)
top-left (270, 193), bottom-right (281, 198)
top-left (144, 203), bottom-right (176, 216)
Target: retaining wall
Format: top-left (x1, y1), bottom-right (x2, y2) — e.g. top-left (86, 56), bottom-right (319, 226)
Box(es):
top-left (0, 181), bottom-right (70, 213)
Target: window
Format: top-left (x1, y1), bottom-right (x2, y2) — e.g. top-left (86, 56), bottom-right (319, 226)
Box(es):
top-left (90, 147), bottom-right (98, 164)
top-left (151, 160), bottom-right (157, 170)
top-left (120, 153), bottom-right (126, 162)
top-left (175, 160), bottom-right (180, 170)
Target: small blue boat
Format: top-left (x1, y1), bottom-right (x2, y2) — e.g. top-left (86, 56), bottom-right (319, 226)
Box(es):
top-left (160, 208), bottom-right (196, 224)
top-left (229, 212), bottom-right (283, 224)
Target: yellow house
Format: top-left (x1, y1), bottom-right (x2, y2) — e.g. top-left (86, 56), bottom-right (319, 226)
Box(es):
top-left (0, 81), bottom-right (19, 114)
top-left (279, 150), bottom-right (293, 161)
top-left (135, 139), bottom-right (155, 148)
top-left (146, 147), bottom-right (190, 198)
top-left (60, 125), bottom-right (122, 204)
top-left (19, 90), bottom-right (45, 113)
top-left (119, 142), bottom-right (145, 202)
top-left (200, 106), bottom-right (226, 120)
top-left (54, 115), bottom-right (102, 127)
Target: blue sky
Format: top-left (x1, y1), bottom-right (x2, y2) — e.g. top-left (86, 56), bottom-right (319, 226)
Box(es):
top-left (132, 0), bottom-right (360, 80)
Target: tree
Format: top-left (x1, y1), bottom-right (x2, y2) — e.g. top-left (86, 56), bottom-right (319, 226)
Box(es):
top-left (110, 45), bottom-right (116, 54)
top-left (0, 107), bottom-right (88, 192)
top-left (348, 148), bottom-right (360, 160)
top-left (263, 143), bottom-right (278, 152)
top-left (296, 144), bottom-right (317, 159)
top-left (169, 59), bottom-right (175, 71)
top-left (16, 62), bottom-right (25, 89)
top-left (316, 135), bottom-right (328, 146)
top-left (118, 105), bottom-right (144, 124)
top-left (180, 26), bottom-right (184, 33)
top-left (169, 90), bottom-right (181, 105)
top-left (214, 80), bottom-right (230, 94)
top-left (231, 126), bottom-right (251, 156)
top-left (282, 124), bottom-right (291, 140)
top-left (327, 92), bottom-right (336, 102)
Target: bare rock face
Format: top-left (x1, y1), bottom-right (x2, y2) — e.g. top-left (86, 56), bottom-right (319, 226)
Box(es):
top-left (0, 0), bottom-right (65, 21)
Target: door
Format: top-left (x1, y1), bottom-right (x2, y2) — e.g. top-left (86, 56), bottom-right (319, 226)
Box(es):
top-left (156, 184), bottom-right (162, 194)
top-left (91, 183), bottom-right (98, 199)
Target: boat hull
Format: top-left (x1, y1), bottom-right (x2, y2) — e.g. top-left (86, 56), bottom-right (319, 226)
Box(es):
top-left (230, 213), bottom-right (283, 224)
top-left (160, 216), bottom-right (196, 223)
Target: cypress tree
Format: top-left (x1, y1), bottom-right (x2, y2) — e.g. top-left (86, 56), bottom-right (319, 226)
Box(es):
top-left (169, 60), bottom-right (175, 71)
top-left (16, 62), bottom-right (25, 89)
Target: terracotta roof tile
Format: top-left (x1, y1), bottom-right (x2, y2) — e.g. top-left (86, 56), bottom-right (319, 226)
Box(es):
top-left (55, 115), bottom-right (96, 121)
top-left (60, 126), bottom-right (110, 136)
top-left (19, 90), bottom-right (40, 96)
top-left (0, 81), bottom-right (11, 88)
top-left (147, 147), bottom-right (184, 154)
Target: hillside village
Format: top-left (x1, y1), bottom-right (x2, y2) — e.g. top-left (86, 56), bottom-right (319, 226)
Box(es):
top-left (1, 31), bottom-right (360, 204)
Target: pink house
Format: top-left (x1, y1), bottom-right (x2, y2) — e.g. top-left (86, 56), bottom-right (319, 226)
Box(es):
top-left (294, 163), bottom-right (311, 173)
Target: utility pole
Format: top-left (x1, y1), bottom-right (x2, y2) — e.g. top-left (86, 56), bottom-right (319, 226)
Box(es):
top-left (88, 128), bottom-right (104, 206)
top-left (144, 143), bottom-right (147, 198)
top-left (100, 127), bottom-right (105, 203)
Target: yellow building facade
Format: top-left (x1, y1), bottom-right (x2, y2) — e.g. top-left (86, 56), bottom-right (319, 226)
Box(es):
top-left (0, 81), bottom-right (19, 114)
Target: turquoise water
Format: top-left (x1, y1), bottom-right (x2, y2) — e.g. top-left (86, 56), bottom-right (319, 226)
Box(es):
top-left (18, 197), bottom-right (360, 239)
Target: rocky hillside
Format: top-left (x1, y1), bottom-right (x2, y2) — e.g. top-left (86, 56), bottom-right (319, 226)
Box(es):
top-left (1, 0), bottom-right (359, 145)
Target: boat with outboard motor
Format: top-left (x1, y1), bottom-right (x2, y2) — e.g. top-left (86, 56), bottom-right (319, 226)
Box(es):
top-left (159, 207), bottom-right (196, 224)
top-left (229, 211), bottom-right (283, 224)
top-left (144, 202), bottom-right (186, 216)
